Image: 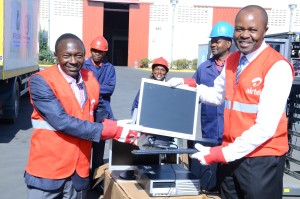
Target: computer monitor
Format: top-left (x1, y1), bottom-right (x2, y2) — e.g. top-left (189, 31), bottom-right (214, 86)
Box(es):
top-left (136, 78), bottom-right (216, 142)
top-left (108, 139), bottom-right (160, 171)
top-left (108, 78), bottom-right (217, 174)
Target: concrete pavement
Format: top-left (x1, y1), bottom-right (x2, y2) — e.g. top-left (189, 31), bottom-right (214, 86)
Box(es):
top-left (0, 66), bottom-right (192, 199)
top-left (0, 66), bottom-right (299, 198)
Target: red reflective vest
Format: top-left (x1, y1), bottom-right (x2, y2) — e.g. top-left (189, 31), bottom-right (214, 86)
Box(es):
top-left (224, 46), bottom-right (294, 157)
top-left (26, 65), bottom-right (100, 179)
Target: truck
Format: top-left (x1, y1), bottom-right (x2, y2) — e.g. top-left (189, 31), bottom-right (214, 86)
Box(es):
top-left (0, 0), bottom-right (40, 123)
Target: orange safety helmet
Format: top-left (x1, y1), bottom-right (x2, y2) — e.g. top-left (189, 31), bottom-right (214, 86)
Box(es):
top-left (90, 36), bottom-right (108, 51)
top-left (152, 57), bottom-right (169, 72)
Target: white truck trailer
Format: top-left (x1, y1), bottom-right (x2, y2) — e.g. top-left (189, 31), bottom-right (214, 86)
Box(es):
top-left (0, 0), bottom-right (40, 122)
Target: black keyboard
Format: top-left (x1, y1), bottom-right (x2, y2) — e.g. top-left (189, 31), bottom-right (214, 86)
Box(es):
top-left (131, 148), bottom-right (198, 155)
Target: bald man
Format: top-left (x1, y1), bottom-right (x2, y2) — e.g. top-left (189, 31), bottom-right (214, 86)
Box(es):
top-left (168, 5), bottom-right (294, 199)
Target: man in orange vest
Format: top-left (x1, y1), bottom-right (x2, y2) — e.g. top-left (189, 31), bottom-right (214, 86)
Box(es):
top-left (24, 33), bottom-right (142, 199)
top-left (168, 5), bottom-right (294, 199)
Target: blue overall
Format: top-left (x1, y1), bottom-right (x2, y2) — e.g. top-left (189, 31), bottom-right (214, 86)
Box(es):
top-left (189, 57), bottom-right (225, 192)
top-left (193, 58), bottom-right (224, 144)
top-left (83, 57), bottom-right (116, 119)
top-left (83, 57), bottom-right (116, 181)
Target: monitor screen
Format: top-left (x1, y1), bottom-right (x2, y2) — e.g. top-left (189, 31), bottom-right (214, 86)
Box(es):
top-left (108, 140), bottom-right (160, 170)
top-left (108, 78), bottom-right (218, 171)
top-left (136, 78), bottom-right (201, 141)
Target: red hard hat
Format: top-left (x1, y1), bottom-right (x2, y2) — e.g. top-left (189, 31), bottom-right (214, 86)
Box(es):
top-left (152, 57), bottom-right (169, 72)
top-left (90, 36), bottom-right (108, 51)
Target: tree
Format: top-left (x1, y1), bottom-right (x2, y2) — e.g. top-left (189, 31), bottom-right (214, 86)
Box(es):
top-left (39, 30), bottom-right (55, 64)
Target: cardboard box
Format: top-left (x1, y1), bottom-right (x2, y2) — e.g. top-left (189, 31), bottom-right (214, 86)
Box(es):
top-left (103, 169), bottom-right (220, 199)
top-left (92, 163), bottom-right (109, 189)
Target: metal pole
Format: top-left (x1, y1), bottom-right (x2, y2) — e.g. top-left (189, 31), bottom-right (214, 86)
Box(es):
top-left (170, 0), bottom-right (178, 68)
top-left (288, 4), bottom-right (297, 63)
top-left (48, 0), bottom-right (50, 49)
top-left (288, 4), bottom-right (297, 32)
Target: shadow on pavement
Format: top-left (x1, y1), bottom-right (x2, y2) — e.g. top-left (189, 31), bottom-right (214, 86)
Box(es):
top-left (0, 95), bottom-right (33, 143)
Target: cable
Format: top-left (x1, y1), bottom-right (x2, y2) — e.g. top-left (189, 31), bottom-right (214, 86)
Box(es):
top-left (197, 163), bottom-right (221, 198)
top-left (144, 136), bottom-right (178, 149)
top-left (164, 164), bottom-right (177, 199)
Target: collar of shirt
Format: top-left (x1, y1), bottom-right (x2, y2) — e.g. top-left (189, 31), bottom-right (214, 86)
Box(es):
top-left (57, 64), bottom-right (86, 107)
top-left (214, 59), bottom-right (226, 72)
top-left (91, 58), bottom-right (103, 68)
top-left (240, 41), bottom-right (268, 63)
top-left (57, 64), bottom-right (83, 84)
top-left (215, 59), bottom-right (226, 66)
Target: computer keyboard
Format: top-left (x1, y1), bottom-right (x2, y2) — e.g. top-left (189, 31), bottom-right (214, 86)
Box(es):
top-left (131, 148), bottom-right (198, 155)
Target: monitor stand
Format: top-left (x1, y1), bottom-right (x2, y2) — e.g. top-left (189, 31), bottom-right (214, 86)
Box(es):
top-left (118, 135), bottom-right (176, 180)
top-left (146, 135), bottom-right (176, 149)
top-left (119, 170), bottom-right (136, 180)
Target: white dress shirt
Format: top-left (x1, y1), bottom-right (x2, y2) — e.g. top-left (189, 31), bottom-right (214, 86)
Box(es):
top-left (58, 65), bottom-right (86, 108)
top-left (197, 41), bottom-right (294, 162)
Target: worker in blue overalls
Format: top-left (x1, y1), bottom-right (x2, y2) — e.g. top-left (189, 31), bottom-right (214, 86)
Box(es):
top-left (188, 21), bottom-right (234, 192)
top-left (83, 35), bottom-right (116, 191)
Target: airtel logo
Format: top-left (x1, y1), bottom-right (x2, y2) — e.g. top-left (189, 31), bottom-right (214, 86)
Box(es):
top-left (245, 77), bottom-right (262, 96)
top-left (89, 99), bottom-right (96, 115)
top-left (252, 77), bottom-right (262, 87)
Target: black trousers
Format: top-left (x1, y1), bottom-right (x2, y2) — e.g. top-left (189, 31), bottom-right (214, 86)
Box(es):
top-left (218, 155), bottom-right (286, 199)
top-left (91, 140), bottom-right (106, 178)
top-left (188, 140), bottom-right (220, 192)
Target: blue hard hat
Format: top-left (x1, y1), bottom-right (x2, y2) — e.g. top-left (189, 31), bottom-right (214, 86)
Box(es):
top-left (209, 21), bottom-right (234, 38)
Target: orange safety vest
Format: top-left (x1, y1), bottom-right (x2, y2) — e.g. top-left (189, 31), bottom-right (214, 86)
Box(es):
top-left (224, 46), bottom-right (294, 157)
top-left (26, 65), bottom-right (100, 179)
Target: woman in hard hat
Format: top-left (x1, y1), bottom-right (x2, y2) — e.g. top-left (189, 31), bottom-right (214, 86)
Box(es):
top-left (131, 57), bottom-right (169, 114)
top-left (130, 57), bottom-right (177, 159)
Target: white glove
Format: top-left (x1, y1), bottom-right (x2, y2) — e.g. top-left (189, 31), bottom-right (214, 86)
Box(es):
top-left (101, 119), bottom-right (143, 145)
top-left (167, 77), bottom-right (184, 87)
top-left (190, 143), bottom-right (211, 165)
top-left (117, 119), bottom-right (144, 132)
top-left (116, 119), bottom-right (132, 126)
top-left (117, 120), bottom-right (144, 145)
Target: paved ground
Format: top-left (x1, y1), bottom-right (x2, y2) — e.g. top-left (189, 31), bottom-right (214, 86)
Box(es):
top-left (0, 66), bottom-right (299, 198)
top-left (0, 66), bottom-right (192, 199)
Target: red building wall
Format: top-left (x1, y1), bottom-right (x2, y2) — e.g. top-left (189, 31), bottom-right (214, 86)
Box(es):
top-left (83, 2), bottom-right (240, 66)
top-left (82, 1), bottom-right (150, 66)
top-left (128, 3), bottom-right (150, 67)
top-left (82, 0), bottom-right (104, 58)
top-left (212, 7), bottom-right (240, 27)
